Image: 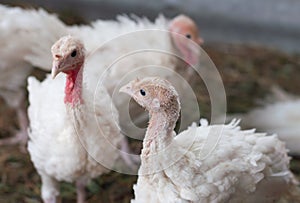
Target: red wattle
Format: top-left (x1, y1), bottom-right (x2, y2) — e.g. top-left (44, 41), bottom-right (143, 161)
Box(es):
top-left (64, 68), bottom-right (83, 106)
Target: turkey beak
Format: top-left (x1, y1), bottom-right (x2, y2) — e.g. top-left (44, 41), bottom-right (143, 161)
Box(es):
top-left (51, 55), bottom-right (63, 79)
top-left (51, 64), bottom-right (60, 79)
top-left (119, 82), bottom-right (134, 96)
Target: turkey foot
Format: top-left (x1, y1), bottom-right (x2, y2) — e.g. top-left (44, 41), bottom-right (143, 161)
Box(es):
top-left (76, 179), bottom-right (87, 203)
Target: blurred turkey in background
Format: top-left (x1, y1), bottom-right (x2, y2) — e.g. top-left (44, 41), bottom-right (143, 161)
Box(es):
top-left (2, 0), bottom-right (300, 52)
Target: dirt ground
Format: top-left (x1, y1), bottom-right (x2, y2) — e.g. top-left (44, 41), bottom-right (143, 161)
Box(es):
top-left (0, 43), bottom-right (299, 202)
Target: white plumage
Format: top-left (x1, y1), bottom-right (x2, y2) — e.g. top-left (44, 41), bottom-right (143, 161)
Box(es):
top-left (229, 87), bottom-right (300, 155)
top-left (0, 5), bottom-right (67, 146)
top-left (120, 77), bottom-right (300, 203)
top-left (27, 36), bottom-right (130, 203)
top-left (0, 4), bottom-right (66, 97)
top-left (0, 5), bottom-right (65, 149)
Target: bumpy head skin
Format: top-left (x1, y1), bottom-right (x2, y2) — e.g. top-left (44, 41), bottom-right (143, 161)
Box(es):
top-left (120, 77), bottom-right (181, 121)
top-left (169, 14), bottom-right (204, 45)
top-left (169, 15), bottom-right (203, 65)
top-left (51, 35), bottom-right (85, 78)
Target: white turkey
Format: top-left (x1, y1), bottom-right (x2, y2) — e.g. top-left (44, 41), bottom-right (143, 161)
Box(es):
top-left (0, 3), bottom-right (203, 147)
top-left (120, 77), bottom-right (300, 203)
top-left (228, 86), bottom-right (300, 156)
top-left (0, 4), bottom-right (67, 148)
top-left (28, 36), bottom-right (136, 203)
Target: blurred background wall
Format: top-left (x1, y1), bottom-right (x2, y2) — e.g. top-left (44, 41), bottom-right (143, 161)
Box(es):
top-left (1, 0), bottom-right (300, 53)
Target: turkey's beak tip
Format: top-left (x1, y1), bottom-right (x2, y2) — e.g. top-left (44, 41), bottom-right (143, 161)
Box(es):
top-left (51, 65), bottom-right (60, 79)
top-left (119, 83), bottom-right (133, 96)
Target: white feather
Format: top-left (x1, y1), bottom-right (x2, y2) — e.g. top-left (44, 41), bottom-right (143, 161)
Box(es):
top-left (229, 87), bottom-right (300, 155)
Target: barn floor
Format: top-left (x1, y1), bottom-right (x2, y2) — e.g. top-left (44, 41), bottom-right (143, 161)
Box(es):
top-left (0, 43), bottom-right (299, 203)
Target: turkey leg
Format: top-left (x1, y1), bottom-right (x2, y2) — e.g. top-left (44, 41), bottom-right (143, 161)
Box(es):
top-left (0, 99), bottom-right (28, 152)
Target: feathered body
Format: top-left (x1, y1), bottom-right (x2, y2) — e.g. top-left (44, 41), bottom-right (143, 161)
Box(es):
top-left (120, 77), bottom-right (300, 203)
top-left (27, 74), bottom-right (121, 180)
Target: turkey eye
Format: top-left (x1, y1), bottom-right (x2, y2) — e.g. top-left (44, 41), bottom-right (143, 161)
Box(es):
top-left (71, 50), bottom-right (77, 57)
top-left (185, 34), bottom-right (191, 39)
top-left (140, 89), bottom-right (146, 96)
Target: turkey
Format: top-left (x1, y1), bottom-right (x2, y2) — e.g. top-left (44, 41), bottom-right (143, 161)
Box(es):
top-left (28, 36), bottom-right (136, 203)
top-left (0, 4), bottom-right (67, 149)
top-left (228, 86), bottom-right (300, 156)
top-left (120, 77), bottom-right (300, 203)
top-left (0, 3), bottom-right (203, 147)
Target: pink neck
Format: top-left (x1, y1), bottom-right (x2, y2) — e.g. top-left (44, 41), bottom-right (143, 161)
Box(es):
top-left (141, 112), bottom-right (176, 157)
top-left (64, 65), bottom-right (83, 107)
